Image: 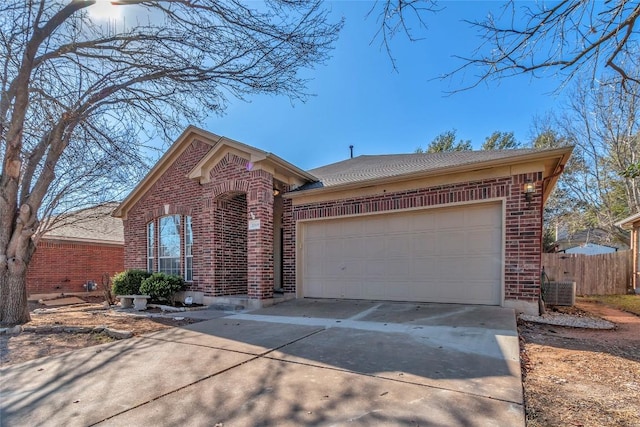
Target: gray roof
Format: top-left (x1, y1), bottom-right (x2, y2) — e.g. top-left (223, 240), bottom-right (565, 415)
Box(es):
top-left (43, 203), bottom-right (124, 244)
top-left (303, 148), bottom-right (552, 189)
top-left (555, 227), bottom-right (628, 250)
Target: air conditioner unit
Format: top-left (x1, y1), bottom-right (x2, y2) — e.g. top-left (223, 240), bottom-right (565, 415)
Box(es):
top-left (542, 281), bottom-right (576, 306)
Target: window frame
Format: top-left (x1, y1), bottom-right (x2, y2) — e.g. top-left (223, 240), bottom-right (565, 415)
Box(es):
top-left (184, 215), bottom-right (193, 282)
top-left (147, 221), bottom-right (154, 272)
top-left (158, 214), bottom-right (181, 277)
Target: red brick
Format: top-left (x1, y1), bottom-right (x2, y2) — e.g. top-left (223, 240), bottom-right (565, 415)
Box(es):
top-left (27, 239), bottom-right (123, 295)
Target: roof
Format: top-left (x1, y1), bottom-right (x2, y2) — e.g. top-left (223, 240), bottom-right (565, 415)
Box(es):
top-left (114, 126), bottom-right (315, 219)
top-left (555, 227), bottom-right (626, 249)
top-left (114, 127), bottom-right (573, 215)
top-left (297, 147), bottom-right (572, 194)
top-left (43, 203), bottom-right (124, 244)
top-left (305, 149), bottom-right (544, 188)
top-left (560, 243), bottom-right (619, 255)
top-left (615, 212), bottom-right (640, 229)
top-left (186, 131), bottom-right (316, 185)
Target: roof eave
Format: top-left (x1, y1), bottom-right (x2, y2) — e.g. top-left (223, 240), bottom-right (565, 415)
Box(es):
top-left (615, 212), bottom-right (640, 229)
top-left (40, 235), bottom-right (125, 245)
top-left (265, 153), bottom-right (318, 184)
top-left (541, 146), bottom-right (574, 203)
top-left (185, 136), bottom-right (317, 186)
top-left (285, 147), bottom-right (574, 200)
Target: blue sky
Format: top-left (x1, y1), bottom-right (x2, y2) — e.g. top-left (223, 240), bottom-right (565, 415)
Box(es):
top-left (200, 1), bottom-right (566, 170)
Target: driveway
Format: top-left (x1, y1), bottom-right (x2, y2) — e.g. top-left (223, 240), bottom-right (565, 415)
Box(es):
top-left (0, 299), bottom-right (523, 426)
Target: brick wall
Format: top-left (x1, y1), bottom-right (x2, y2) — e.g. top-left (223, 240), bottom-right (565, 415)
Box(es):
top-left (203, 153), bottom-right (275, 299)
top-left (124, 139), bottom-right (209, 291)
top-left (27, 239), bottom-right (124, 295)
top-left (285, 173), bottom-right (543, 304)
top-left (214, 194), bottom-right (248, 295)
top-left (124, 146), bottom-right (275, 300)
top-left (123, 136), bottom-right (544, 306)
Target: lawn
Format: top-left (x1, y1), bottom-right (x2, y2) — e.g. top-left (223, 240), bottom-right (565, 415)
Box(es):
top-left (579, 294), bottom-right (640, 316)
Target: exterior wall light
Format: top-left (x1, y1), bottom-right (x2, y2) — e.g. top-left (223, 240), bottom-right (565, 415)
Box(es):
top-left (523, 180), bottom-right (536, 203)
top-left (273, 188), bottom-right (281, 197)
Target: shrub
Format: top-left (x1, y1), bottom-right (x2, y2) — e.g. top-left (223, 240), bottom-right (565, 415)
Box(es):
top-left (111, 269), bottom-right (152, 296)
top-left (140, 273), bottom-right (185, 303)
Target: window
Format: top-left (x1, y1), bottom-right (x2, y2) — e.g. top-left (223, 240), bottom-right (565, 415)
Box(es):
top-left (158, 215), bottom-right (181, 276)
top-left (184, 216), bottom-right (193, 282)
top-left (147, 222), bottom-right (154, 272)
top-left (149, 214), bottom-right (193, 281)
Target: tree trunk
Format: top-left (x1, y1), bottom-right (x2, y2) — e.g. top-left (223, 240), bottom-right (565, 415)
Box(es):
top-left (0, 212), bottom-right (36, 326)
top-left (0, 267), bottom-right (31, 326)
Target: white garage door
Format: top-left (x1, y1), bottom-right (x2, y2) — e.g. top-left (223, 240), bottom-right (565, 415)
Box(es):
top-left (301, 202), bottom-right (502, 305)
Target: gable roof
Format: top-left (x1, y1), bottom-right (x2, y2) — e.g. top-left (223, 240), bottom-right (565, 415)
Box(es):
top-left (114, 126), bottom-right (573, 218)
top-left (295, 147), bottom-right (573, 201)
top-left (113, 126), bottom-right (315, 219)
top-left (42, 203), bottom-right (123, 244)
top-left (186, 133), bottom-right (316, 185)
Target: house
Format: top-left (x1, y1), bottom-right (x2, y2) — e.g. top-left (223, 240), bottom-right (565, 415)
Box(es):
top-left (615, 212), bottom-right (640, 292)
top-left (562, 243), bottom-right (619, 255)
top-left (114, 126), bottom-right (572, 315)
top-left (554, 227), bottom-right (627, 254)
top-left (27, 203), bottom-right (124, 296)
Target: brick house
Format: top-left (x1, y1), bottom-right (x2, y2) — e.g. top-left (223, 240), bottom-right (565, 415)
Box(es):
top-left (27, 203), bottom-right (124, 296)
top-left (114, 126), bottom-right (572, 314)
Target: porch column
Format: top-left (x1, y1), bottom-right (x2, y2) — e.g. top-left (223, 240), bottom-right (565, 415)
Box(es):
top-left (247, 170), bottom-right (274, 300)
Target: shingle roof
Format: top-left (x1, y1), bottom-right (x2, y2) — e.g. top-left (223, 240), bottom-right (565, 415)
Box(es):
top-left (303, 148), bottom-right (556, 189)
top-left (44, 203), bottom-right (124, 244)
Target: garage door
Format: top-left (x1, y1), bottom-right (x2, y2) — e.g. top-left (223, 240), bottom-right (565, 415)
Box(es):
top-left (301, 202), bottom-right (502, 305)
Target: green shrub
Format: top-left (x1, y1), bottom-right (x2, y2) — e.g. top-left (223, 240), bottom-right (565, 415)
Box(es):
top-left (111, 269), bottom-right (152, 296)
top-left (140, 273), bottom-right (185, 303)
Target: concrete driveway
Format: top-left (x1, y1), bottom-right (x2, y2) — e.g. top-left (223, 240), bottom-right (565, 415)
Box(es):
top-left (0, 299), bottom-right (524, 426)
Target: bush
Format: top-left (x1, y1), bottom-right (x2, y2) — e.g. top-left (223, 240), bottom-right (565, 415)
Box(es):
top-left (140, 273), bottom-right (185, 303)
top-left (111, 269), bottom-right (152, 296)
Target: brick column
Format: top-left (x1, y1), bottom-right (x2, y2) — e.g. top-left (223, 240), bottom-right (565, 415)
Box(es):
top-left (247, 170), bottom-right (274, 300)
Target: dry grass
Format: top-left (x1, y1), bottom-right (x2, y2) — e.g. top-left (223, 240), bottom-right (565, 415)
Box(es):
top-left (580, 295), bottom-right (640, 316)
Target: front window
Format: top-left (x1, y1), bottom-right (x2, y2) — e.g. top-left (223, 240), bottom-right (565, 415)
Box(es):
top-left (158, 215), bottom-right (181, 276)
top-left (185, 216), bottom-right (193, 282)
top-left (147, 222), bottom-right (154, 272)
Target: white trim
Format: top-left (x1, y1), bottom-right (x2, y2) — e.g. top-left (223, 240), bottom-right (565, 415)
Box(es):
top-left (147, 221), bottom-right (154, 273)
top-left (158, 214), bottom-right (181, 276)
top-left (184, 215), bottom-right (193, 282)
top-left (615, 212), bottom-right (640, 229)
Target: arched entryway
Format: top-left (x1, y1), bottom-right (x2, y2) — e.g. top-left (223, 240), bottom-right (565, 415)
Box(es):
top-left (214, 191), bottom-right (248, 296)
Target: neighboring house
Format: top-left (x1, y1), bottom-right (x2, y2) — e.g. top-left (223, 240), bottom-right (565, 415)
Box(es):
top-left (114, 126), bottom-right (572, 315)
top-left (554, 227), bottom-right (627, 254)
top-left (27, 203), bottom-right (124, 296)
top-left (615, 213), bottom-right (640, 292)
top-left (563, 243), bottom-right (619, 255)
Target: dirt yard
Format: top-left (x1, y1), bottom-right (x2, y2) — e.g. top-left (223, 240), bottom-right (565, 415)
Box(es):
top-left (0, 296), bottom-right (204, 367)
top-left (2, 296), bottom-right (640, 426)
top-left (520, 301), bottom-right (640, 427)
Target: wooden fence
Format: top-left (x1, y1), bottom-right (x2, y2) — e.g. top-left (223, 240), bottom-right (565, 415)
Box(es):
top-left (541, 251), bottom-right (632, 295)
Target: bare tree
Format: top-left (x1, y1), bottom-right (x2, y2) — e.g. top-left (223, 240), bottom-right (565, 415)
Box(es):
top-left (532, 77), bottom-right (640, 246)
top-left (452, 1), bottom-right (640, 90)
top-left (368, 0), bottom-right (440, 70)
top-left (0, 0), bottom-right (341, 326)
